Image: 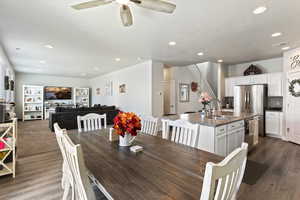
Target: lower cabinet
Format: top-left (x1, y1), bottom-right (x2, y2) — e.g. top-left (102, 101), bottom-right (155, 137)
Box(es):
top-left (227, 128), bottom-right (245, 155)
top-left (266, 111), bottom-right (283, 138)
top-left (198, 120), bottom-right (245, 157)
top-left (215, 133), bottom-right (227, 157)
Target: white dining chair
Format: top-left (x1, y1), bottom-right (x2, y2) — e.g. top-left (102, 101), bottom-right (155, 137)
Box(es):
top-left (53, 123), bottom-right (74, 200)
top-left (62, 133), bottom-right (97, 200)
top-left (163, 119), bottom-right (199, 148)
top-left (140, 116), bottom-right (159, 136)
top-left (77, 113), bottom-right (107, 133)
top-left (200, 143), bottom-right (248, 200)
top-left (161, 119), bottom-right (170, 140)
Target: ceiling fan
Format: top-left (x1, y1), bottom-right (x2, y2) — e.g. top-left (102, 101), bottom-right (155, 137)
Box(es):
top-left (71, 0), bottom-right (176, 27)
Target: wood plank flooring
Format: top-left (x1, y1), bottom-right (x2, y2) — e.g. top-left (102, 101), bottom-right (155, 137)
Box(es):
top-left (0, 120), bottom-right (300, 200)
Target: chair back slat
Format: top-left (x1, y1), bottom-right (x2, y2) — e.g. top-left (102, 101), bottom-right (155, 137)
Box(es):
top-left (77, 113), bottom-right (107, 133)
top-left (200, 143), bottom-right (248, 200)
top-left (140, 116), bottom-right (158, 136)
top-left (62, 133), bottom-right (96, 200)
top-left (161, 119), bottom-right (170, 139)
top-left (163, 119), bottom-right (199, 148)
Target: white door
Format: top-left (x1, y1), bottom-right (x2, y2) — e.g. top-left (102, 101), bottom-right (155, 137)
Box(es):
top-left (286, 72), bottom-right (300, 144)
top-left (215, 133), bottom-right (227, 156)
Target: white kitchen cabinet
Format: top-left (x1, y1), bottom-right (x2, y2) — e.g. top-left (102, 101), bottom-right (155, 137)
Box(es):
top-left (250, 74), bottom-right (267, 84)
top-left (268, 73), bottom-right (283, 96)
top-left (215, 133), bottom-right (227, 157)
top-left (227, 130), bottom-right (238, 154)
top-left (266, 111), bottom-right (282, 138)
top-left (225, 74), bottom-right (268, 97)
top-left (225, 78), bottom-right (235, 97)
top-left (197, 120), bottom-right (245, 156)
top-left (234, 76), bottom-right (251, 85)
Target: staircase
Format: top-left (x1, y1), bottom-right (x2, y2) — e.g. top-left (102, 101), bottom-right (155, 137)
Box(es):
top-left (186, 62), bottom-right (217, 100)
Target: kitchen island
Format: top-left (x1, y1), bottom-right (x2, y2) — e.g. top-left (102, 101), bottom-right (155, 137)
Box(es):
top-left (163, 112), bottom-right (258, 156)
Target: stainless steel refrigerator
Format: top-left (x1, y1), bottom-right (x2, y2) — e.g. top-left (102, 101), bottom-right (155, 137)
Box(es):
top-left (234, 84), bottom-right (268, 136)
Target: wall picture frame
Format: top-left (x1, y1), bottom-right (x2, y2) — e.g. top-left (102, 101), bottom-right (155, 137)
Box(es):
top-left (179, 83), bottom-right (190, 102)
top-left (119, 84), bottom-right (126, 94)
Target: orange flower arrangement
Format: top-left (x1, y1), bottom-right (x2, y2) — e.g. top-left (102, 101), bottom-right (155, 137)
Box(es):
top-left (113, 112), bottom-right (141, 137)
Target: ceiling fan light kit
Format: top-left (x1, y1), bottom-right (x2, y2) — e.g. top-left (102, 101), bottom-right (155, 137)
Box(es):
top-left (71, 0), bottom-right (176, 26)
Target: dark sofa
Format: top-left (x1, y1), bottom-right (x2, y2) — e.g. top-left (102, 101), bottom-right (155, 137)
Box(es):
top-left (49, 105), bottom-right (119, 131)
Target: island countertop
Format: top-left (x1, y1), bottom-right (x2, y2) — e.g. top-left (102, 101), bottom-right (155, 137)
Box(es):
top-left (162, 112), bottom-right (258, 127)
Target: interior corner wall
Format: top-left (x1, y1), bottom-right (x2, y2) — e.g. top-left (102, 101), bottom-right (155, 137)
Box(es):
top-left (151, 61), bottom-right (164, 117)
top-left (15, 72), bottom-right (90, 119)
top-left (218, 63), bottom-right (228, 100)
top-left (0, 45), bottom-right (15, 101)
top-left (89, 61), bottom-right (153, 116)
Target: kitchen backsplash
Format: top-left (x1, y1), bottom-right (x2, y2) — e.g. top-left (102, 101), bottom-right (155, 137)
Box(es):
top-left (222, 97), bottom-right (234, 108)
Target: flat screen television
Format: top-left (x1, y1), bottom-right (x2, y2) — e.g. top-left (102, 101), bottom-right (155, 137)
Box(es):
top-left (44, 87), bottom-right (72, 100)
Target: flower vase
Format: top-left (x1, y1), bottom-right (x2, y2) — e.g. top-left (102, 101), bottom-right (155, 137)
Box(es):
top-left (119, 133), bottom-right (136, 147)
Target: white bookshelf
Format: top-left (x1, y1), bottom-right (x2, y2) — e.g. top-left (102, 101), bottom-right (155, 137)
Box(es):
top-left (74, 88), bottom-right (89, 107)
top-left (23, 85), bottom-right (44, 121)
top-left (0, 118), bottom-right (17, 178)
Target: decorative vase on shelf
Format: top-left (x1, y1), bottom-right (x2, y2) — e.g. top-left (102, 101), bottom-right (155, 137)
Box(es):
top-left (113, 112), bottom-right (141, 147)
top-left (119, 133), bottom-right (136, 147)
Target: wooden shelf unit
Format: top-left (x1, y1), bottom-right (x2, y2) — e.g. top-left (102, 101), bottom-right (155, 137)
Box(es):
top-left (74, 88), bottom-right (89, 107)
top-left (0, 118), bottom-right (17, 178)
top-left (23, 85), bottom-right (44, 121)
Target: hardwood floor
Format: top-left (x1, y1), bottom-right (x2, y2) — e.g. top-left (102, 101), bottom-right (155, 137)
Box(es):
top-left (0, 120), bottom-right (300, 200)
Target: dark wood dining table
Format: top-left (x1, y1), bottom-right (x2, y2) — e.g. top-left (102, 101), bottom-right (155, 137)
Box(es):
top-left (68, 129), bottom-right (222, 200)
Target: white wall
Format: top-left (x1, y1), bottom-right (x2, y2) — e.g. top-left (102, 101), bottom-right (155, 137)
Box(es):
top-left (15, 72), bottom-right (90, 118)
top-left (227, 57), bottom-right (283, 77)
top-left (90, 61), bottom-right (153, 116)
top-left (167, 66), bottom-right (201, 114)
top-left (283, 47), bottom-right (300, 142)
top-left (0, 44), bottom-right (15, 101)
top-left (151, 61), bottom-right (164, 117)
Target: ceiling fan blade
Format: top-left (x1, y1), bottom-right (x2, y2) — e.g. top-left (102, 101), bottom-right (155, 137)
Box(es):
top-left (131, 0), bottom-right (176, 14)
top-left (71, 0), bottom-right (113, 10)
top-left (120, 5), bottom-right (133, 27)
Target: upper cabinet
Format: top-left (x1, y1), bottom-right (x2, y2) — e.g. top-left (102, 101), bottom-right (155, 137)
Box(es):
top-left (225, 78), bottom-right (235, 97)
top-left (268, 73), bottom-right (283, 96)
top-left (225, 73), bottom-right (283, 97)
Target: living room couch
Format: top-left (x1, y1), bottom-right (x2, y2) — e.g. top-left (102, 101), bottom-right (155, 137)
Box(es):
top-left (49, 105), bottom-right (119, 131)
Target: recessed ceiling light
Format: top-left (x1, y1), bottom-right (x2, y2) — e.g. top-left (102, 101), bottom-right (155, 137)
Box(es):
top-left (81, 73), bottom-right (87, 76)
top-left (94, 67), bottom-right (100, 71)
top-left (271, 32), bottom-right (282, 37)
top-left (197, 52), bottom-right (204, 56)
top-left (40, 60), bottom-right (46, 64)
top-left (115, 58), bottom-right (121, 62)
top-left (168, 41), bottom-right (176, 46)
top-left (253, 6), bottom-right (267, 15)
top-left (137, 57), bottom-right (142, 61)
top-left (44, 44), bottom-right (54, 49)
top-left (218, 59), bottom-right (223, 63)
top-left (282, 46), bottom-right (290, 51)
